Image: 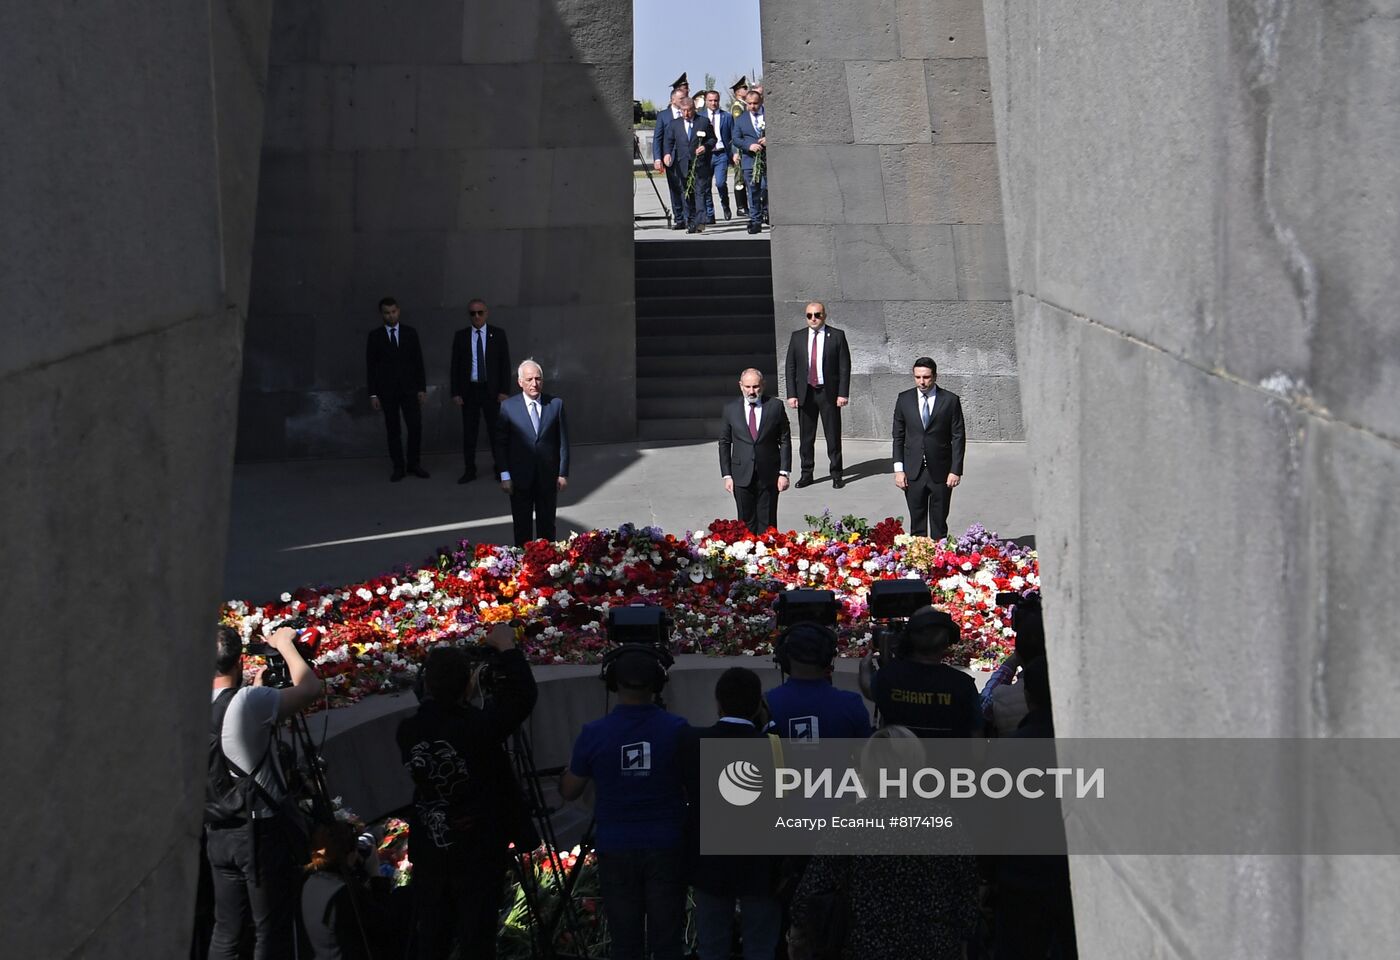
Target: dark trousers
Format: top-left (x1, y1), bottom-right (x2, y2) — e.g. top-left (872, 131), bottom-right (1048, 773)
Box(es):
top-left (460, 383), bottom-right (500, 472)
top-left (904, 467), bottom-right (952, 539)
top-left (510, 474), bottom-right (559, 545)
top-left (797, 386), bottom-right (842, 478)
top-left (412, 848), bottom-right (510, 960)
top-left (665, 164), bottom-right (685, 222)
top-left (734, 172), bottom-right (748, 214)
top-left (206, 822), bottom-right (296, 960)
top-left (744, 163), bottom-right (768, 227)
top-left (681, 164), bottom-right (711, 227)
top-left (733, 477), bottom-right (778, 536)
top-left (380, 393), bottom-right (422, 470)
top-left (597, 848), bottom-right (687, 960)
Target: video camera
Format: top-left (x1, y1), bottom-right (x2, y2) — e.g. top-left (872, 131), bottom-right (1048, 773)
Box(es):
top-left (245, 616), bottom-right (320, 688)
top-left (867, 580), bottom-right (933, 659)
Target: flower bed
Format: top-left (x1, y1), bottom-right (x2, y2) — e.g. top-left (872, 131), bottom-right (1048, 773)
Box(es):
top-left (220, 518), bottom-right (1038, 709)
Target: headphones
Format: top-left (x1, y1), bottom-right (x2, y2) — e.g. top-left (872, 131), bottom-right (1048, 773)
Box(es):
top-left (599, 643), bottom-right (675, 693)
top-left (772, 621), bottom-right (839, 674)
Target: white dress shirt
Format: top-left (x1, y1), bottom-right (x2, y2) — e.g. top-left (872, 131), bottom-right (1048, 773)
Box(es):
top-left (708, 109), bottom-right (724, 149)
top-left (470, 324), bottom-right (487, 382)
top-left (806, 326), bottom-right (827, 387)
top-left (893, 387), bottom-right (936, 473)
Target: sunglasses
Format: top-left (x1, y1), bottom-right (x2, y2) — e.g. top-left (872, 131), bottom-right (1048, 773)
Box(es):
top-left (806, 312), bottom-right (824, 319)
top-left (470, 310), bottom-right (486, 316)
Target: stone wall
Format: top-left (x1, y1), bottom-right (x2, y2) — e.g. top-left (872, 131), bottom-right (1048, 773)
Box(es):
top-left (761, 0), bottom-right (1019, 441)
top-left (238, 0), bottom-right (634, 460)
top-left (985, 0), bottom-right (1400, 956)
top-left (0, 1), bottom-right (273, 955)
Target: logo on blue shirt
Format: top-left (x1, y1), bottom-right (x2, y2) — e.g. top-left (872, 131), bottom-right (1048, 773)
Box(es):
top-left (621, 741), bottom-right (652, 772)
top-left (789, 717), bottom-right (820, 742)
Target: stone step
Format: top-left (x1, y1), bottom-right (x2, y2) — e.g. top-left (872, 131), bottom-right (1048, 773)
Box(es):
top-left (637, 374), bottom-right (777, 398)
top-left (635, 239), bottom-right (769, 260)
top-left (637, 332), bottom-right (776, 356)
top-left (637, 294), bottom-right (773, 318)
top-left (639, 354), bottom-right (779, 375)
top-left (635, 256), bottom-right (773, 280)
top-left (635, 313), bottom-right (775, 336)
top-left (636, 275), bottom-right (773, 298)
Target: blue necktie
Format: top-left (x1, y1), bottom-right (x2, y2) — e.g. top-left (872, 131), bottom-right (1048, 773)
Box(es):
top-left (474, 329), bottom-right (485, 382)
top-left (921, 394), bottom-right (930, 429)
top-left (529, 400), bottom-right (540, 436)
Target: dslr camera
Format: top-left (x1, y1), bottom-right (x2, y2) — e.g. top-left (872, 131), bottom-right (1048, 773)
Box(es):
top-left (867, 580), bottom-right (933, 659)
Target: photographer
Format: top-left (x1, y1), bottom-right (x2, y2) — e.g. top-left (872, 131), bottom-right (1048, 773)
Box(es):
top-left (396, 624), bottom-right (538, 960)
top-left (560, 645), bottom-right (690, 960)
top-left (858, 606), bottom-right (982, 738)
top-left (300, 821), bottom-right (394, 960)
top-left (207, 623), bottom-right (324, 960)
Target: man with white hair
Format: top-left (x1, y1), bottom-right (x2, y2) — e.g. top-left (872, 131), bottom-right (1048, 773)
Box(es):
top-left (493, 359), bottom-right (570, 546)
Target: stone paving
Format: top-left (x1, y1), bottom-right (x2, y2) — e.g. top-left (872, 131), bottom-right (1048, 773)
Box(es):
top-left (225, 438), bottom-right (1031, 601)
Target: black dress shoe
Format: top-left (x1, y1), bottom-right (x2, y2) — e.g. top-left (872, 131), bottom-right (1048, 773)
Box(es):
top-left (747, 223), bottom-right (761, 234)
top-left (409, 465), bottom-right (430, 479)
top-left (390, 469), bottom-right (405, 482)
top-left (672, 222), bottom-right (687, 230)
top-left (723, 207), bottom-right (732, 220)
top-left (686, 226), bottom-right (698, 233)
top-left (832, 476), bottom-right (846, 489)
top-left (795, 475), bottom-right (814, 488)
top-left (457, 471), bottom-right (476, 484)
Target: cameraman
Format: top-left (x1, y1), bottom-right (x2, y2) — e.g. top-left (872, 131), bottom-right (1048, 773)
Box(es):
top-left (858, 606), bottom-right (982, 738)
top-left (765, 623), bottom-right (873, 741)
top-left (208, 624), bottom-right (324, 960)
top-left (396, 624), bottom-right (538, 960)
top-left (560, 647), bottom-right (690, 960)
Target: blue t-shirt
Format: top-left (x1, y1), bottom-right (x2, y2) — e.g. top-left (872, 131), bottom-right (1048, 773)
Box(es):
top-left (765, 678), bottom-right (873, 742)
top-left (568, 703), bottom-right (689, 851)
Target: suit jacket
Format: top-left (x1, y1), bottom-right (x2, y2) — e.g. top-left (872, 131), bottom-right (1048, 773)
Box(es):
top-left (366, 324), bottom-right (427, 399)
top-left (718, 396), bottom-right (791, 487)
top-left (651, 105), bottom-right (682, 163)
top-left (733, 110), bottom-right (766, 171)
top-left (449, 324), bottom-right (511, 399)
top-left (784, 325), bottom-right (852, 405)
top-left (662, 115), bottom-right (717, 182)
top-left (493, 392), bottom-right (569, 487)
top-left (701, 108), bottom-right (735, 156)
top-left (891, 386), bottom-right (966, 481)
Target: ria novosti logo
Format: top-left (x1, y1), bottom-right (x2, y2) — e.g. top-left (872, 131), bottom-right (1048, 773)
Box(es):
top-left (717, 760), bottom-right (765, 806)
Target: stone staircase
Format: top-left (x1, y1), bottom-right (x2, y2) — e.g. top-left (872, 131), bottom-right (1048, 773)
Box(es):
top-left (635, 239), bottom-right (778, 440)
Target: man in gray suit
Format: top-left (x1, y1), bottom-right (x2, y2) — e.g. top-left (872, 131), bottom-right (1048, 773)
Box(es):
top-left (718, 369), bottom-right (791, 535)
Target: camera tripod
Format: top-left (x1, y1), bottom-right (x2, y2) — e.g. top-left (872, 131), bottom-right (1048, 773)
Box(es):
top-left (505, 722), bottom-right (601, 960)
top-left (633, 132), bottom-right (672, 227)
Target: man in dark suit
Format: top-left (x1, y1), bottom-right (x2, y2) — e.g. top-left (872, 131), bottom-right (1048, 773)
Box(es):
top-left (892, 356), bottom-right (966, 539)
top-left (652, 75), bottom-right (690, 230)
top-left (681, 668), bottom-right (783, 960)
top-left (365, 296), bottom-right (429, 482)
top-left (718, 369), bottom-right (791, 535)
top-left (701, 90), bottom-right (736, 221)
top-left (449, 299), bottom-right (511, 484)
top-left (733, 89), bottom-right (768, 234)
top-left (784, 301), bottom-right (852, 489)
top-left (662, 101), bottom-right (717, 233)
top-left (493, 359), bottom-right (569, 546)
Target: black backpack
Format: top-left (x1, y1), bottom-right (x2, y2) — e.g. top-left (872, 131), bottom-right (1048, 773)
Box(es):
top-left (206, 688), bottom-right (281, 823)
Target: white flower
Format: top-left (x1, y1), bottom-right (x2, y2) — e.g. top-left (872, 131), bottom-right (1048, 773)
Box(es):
top-left (376, 586), bottom-right (388, 595)
top-left (1010, 576), bottom-right (1025, 590)
top-left (797, 559), bottom-right (810, 571)
top-left (356, 588), bottom-right (374, 601)
top-left (689, 568), bottom-right (705, 583)
top-left (280, 592), bottom-right (292, 603)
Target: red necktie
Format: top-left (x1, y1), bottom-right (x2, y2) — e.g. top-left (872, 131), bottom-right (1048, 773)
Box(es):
top-left (747, 403), bottom-right (758, 440)
top-left (808, 332), bottom-right (819, 387)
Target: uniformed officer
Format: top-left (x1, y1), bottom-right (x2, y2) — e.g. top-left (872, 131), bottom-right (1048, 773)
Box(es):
top-left (859, 606), bottom-right (982, 737)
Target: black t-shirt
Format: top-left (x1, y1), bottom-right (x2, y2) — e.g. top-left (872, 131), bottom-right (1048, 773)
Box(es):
top-left (872, 659), bottom-right (981, 738)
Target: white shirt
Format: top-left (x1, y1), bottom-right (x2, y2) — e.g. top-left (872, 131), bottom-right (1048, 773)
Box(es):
top-left (470, 324), bottom-right (487, 381)
top-left (717, 716), bottom-right (756, 727)
top-left (806, 326), bottom-right (827, 387)
top-left (893, 387), bottom-right (937, 473)
top-left (214, 685), bottom-right (286, 810)
top-left (384, 323), bottom-right (399, 345)
top-left (708, 109), bottom-right (724, 149)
